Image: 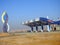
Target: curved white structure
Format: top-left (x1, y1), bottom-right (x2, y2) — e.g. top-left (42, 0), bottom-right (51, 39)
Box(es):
top-left (1, 11), bottom-right (9, 32)
top-left (2, 11), bottom-right (6, 23)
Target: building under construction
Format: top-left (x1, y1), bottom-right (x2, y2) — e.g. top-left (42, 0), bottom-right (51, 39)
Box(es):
top-left (22, 17), bottom-right (60, 32)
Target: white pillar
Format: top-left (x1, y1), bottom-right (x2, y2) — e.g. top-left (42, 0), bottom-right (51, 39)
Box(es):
top-left (47, 25), bottom-right (50, 32)
top-left (40, 25), bottom-right (43, 32)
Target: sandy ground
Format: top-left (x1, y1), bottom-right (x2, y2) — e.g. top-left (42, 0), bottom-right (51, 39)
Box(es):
top-left (0, 32), bottom-right (60, 45)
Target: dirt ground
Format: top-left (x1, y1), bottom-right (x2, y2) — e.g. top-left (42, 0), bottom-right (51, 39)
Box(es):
top-left (0, 32), bottom-right (60, 45)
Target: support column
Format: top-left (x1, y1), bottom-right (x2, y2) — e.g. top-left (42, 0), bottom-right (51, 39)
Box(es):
top-left (36, 26), bottom-right (38, 32)
top-left (31, 26), bottom-right (33, 32)
top-left (40, 25), bottom-right (43, 32)
top-left (47, 25), bottom-right (50, 32)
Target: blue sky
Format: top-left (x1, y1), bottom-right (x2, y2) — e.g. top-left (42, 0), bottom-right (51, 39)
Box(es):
top-left (0, 0), bottom-right (60, 32)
